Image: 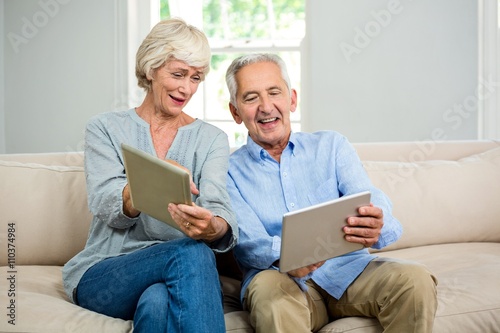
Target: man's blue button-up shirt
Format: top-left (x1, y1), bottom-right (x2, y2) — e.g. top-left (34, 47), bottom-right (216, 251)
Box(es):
top-left (227, 131), bottom-right (402, 300)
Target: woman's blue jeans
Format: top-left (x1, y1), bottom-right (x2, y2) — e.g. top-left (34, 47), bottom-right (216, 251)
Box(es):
top-left (75, 238), bottom-right (226, 333)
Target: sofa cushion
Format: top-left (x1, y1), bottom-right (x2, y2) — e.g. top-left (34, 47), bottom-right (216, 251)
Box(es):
top-left (0, 160), bottom-right (92, 266)
top-left (379, 243), bottom-right (500, 332)
top-left (0, 265), bottom-right (133, 333)
top-left (0, 265), bottom-right (253, 333)
top-left (363, 147), bottom-right (500, 251)
top-left (321, 242), bottom-right (500, 332)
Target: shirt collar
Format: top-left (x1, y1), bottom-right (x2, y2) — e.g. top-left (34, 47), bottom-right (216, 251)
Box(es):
top-left (245, 132), bottom-right (297, 161)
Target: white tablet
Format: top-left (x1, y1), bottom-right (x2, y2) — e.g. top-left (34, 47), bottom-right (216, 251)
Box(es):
top-left (122, 144), bottom-right (192, 230)
top-left (279, 191), bottom-right (371, 273)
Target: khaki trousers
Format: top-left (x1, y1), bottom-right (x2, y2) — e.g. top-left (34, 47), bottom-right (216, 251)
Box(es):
top-left (243, 258), bottom-right (438, 333)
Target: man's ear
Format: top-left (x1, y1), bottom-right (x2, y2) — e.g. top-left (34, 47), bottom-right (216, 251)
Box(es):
top-left (229, 103), bottom-right (243, 124)
top-left (290, 88), bottom-right (298, 113)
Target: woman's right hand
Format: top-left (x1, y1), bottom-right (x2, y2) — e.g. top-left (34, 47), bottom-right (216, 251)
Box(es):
top-left (122, 184), bottom-right (140, 218)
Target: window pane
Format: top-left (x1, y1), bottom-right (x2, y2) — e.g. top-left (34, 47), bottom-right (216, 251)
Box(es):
top-left (160, 0), bottom-right (304, 147)
top-left (204, 54), bottom-right (234, 121)
top-left (203, 0), bottom-right (305, 42)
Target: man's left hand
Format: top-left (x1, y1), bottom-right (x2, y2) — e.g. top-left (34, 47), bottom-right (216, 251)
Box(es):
top-left (343, 203), bottom-right (383, 248)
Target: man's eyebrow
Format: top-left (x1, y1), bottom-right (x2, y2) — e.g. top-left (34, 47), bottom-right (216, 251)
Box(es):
top-left (242, 90), bottom-right (258, 99)
top-left (242, 86), bottom-right (282, 98)
top-left (267, 85), bottom-right (282, 91)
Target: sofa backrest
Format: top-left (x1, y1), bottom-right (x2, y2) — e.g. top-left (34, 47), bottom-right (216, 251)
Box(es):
top-left (0, 152), bottom-right (91, 266)
top-left (1, 140), bottom-right (499, 266)
top-left (353, 139), bottom-right (500, 161)
top-left (352, 140), bottom-right (500, 252)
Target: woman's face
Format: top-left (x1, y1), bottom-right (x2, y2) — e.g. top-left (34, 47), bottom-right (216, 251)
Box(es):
top-left (149, 60), bottom-right (204, 116)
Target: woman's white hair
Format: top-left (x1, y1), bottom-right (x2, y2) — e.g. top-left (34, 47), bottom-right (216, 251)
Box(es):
top-left (136, 18), bottom-right (211, 92)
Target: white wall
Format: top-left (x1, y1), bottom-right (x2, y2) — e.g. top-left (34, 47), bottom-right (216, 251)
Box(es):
top-left (1, 0), bottom-right (152, 153)
top-left (302, 0), bottom-right (480, 143)
top-left (0, 0), bottom-right (493, 153)
top-left (0, 1), bottom-right (5, 153)
top-left (3, 0), bottom-right (116, 153)
top-left (1, 0), bottom-right (157, 154)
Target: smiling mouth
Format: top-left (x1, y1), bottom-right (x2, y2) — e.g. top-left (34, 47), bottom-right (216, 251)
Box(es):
top-left (259, 117), bottom-right (278, 124)
top-left (170, 95), bottom-right (186, 103)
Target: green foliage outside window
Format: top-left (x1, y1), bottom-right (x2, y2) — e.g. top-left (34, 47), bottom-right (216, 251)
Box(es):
top-left (160, 1), bottom-right (170, 18)
top-left (159, 0), bottom-right (304, 145)
top-left (202, 0), bottom-right (304, 40)
top-left (160, 0), bottom-right (305, 70)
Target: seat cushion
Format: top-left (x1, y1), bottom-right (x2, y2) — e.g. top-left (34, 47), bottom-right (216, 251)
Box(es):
top-left (0, 265), bottom-right (254, 333)
top-left (380, 243), bottom-right (500, 332)
top-left (0, 265), bottom-right (133, 333)
top-left (320, 242), bottom-right (500, 332)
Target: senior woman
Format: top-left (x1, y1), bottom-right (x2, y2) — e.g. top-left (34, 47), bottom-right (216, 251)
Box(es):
top-left (62, 18), bottom-right (237, 333)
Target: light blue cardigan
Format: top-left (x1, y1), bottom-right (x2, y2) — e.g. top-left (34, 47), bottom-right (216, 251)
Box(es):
top-left (63, 109), bottom-right (237, 302)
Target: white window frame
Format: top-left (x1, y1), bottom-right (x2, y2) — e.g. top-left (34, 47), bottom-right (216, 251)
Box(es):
top-left (166, 0), bottom-right (303, 143)
top-left (117, 0), bottom-right (304, 146)
top-left (478, 0), bottom-right (500, 139)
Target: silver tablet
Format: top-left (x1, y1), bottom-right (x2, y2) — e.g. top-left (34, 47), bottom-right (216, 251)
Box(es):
top-left (279, 191), bottom-right (371, 273)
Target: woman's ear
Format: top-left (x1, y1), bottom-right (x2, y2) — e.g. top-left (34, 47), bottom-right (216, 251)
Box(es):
top-left (146, 67), bottom-right (156, 82)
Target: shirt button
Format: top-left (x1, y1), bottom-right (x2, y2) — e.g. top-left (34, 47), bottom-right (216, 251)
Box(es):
top-left (283, 172), bottom-right (287, 177)
top-left (290, 203), bottom-right (295, 208)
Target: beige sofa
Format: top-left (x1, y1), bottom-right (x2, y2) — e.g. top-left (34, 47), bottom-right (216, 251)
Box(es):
top-left (1, 140), bottom-right (500, 333)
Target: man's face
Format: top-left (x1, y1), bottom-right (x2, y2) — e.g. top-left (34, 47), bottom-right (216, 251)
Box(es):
top-left (229, 61), bottom-right (297, 151)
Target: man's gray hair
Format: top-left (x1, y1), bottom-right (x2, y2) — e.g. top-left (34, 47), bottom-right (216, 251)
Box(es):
top-left (225, 53), bottom-right (292, 106)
